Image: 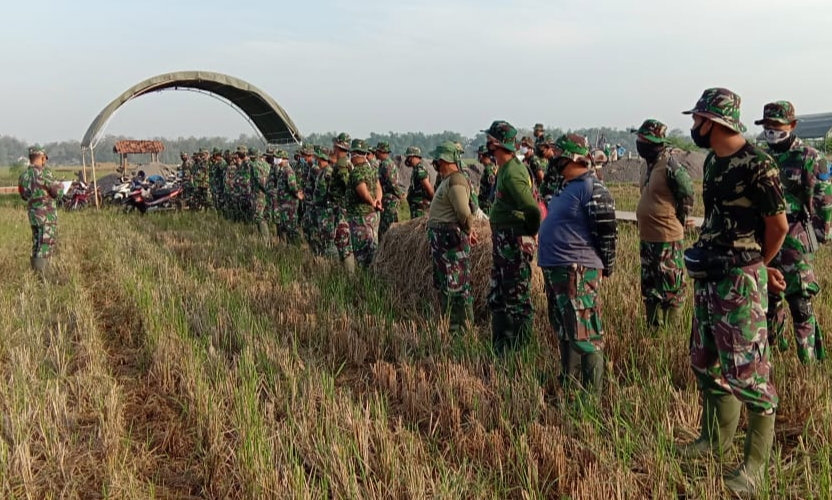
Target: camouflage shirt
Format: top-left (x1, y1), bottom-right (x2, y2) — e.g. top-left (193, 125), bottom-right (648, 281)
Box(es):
top-left (479, 162), bottom-right (497, 209)
top-left (407, 161), bottom-right (431, 203)
top-left (18, 165), bottom-right (62, 226)
top-left (272, 162), bottom-right (301, 203)
top-left (193, 160), bottom-right (210, 188)
top-left (250, 159), bottom-right (271, 199)
top-left (696, 142), bottom-right (786, 253)
top-left (329, 157), bottom-right (352, 208)
top-left (347, 159), bottom-right (379, 216)
top-left (180, 160), bottom-right (194, 183)
top-left (764, 137), bottom-right (820, 218)
top-left (379, 158), bottom-right (405, 201)
top-left (313, 164), bottom-right (334, 207)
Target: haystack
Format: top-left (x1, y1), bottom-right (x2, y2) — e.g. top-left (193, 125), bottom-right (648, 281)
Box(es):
top-left (372, 218), bottom-right (545, 318)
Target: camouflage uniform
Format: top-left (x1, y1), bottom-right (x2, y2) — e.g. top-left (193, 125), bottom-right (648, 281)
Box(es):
top-left (406, 147), bottom-right (432, 218)
top-left (477, 145), bottom-right (497, 214)
top-left (209, 149), bottom-right (227, 212)
top-left (233, 149), bottom-right (254, 223)
top-left (313, 158), bottom-right (339, 258)
top-left (270, 152), bottom-right (302, 244)
top-left (346, 139), bottom-right (381, 268)
top-left (633, 119), bottom-right (695, 327)
top-left (757, 102), bottom-right (826, 363)
top-left (249, 149), bottom-right (271, 237)
top-left (428, 142), bottom-right (476, 333)
top-left (376, 141), bottom-right (405, 240)
top-left (536, 135), bottom-right (561, 203)
top-left (18, 146), bottom-right (62, 273)
top-left (191, 149), bottom-right (212, 210)
top-left (179, 153), bottom-right (194, 206)
top-left (330, 134), bottom-right (354, 262)
top-left (298, 146), bottom-right (321, 248)
top-left (223, 153), bottom-right (241, 220)
top-left (484, 121), bottom-right (542, 352)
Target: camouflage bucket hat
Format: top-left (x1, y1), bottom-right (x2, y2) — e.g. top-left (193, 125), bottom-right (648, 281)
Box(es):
top-left (28, 145), bottom-right (47, 156)
top-left (299, 145), bottom-right (314, 156)
top-left (236, 145), bottom-right (248, 154)
top-left (430, 141), bottom-right (460, 164)
top-left (754, 101), bottom-right (797, 126)
top-left (314, 149), bottom-right (329, 162)
top-left (211, 147), bottom-right (222, 155)
top-left (333, 132), bottom-right (351, 150)
top-left (554, 134), bottom-right (591, 165)
top-left (633, 119), bottom-right (669, 144)
top-left (276, 150), bottom-right (289, 160)
top-left (537, 134), bottom-right (556, 148)
top-left (482, 120), bottom-right (517, 152)
top-left (477, 144), bottom-right (489, 155)
top-left (405, 146), bottom-right (422, 158)
top-left (682, 87), bottom-right (747, 134)
top-left (375, 141), bottom-right (391, 154)
top-left (265, 146), bottom-right (276, 156)
top-left (350, 138), bottom-right (370, 154)
top-left (248, 147), bottom-right (260, 157)
top-left (520, 136), bottom-right (535, 148)
top-left (534, 123), bottom-right (545, 132)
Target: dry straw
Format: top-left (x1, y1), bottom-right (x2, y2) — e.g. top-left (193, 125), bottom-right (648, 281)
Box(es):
top-left (372, 217), bottom-right (545, 318)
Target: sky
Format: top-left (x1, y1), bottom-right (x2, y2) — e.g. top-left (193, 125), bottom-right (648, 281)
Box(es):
top-left (1, 0), bottom-right (830, 143)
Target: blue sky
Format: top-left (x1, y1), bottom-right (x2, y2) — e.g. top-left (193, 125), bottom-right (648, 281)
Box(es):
top-left (1, 0), bottom-right (830, 142)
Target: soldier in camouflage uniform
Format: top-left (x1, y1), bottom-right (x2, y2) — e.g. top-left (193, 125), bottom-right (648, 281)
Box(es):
top-left (633, 119), bottom-right (695, 329)
top-left (347, 139), bottom-right (383, 268)
top-left (677, 88), bottom-right (789, 497)
top-left (483, 120), bottom-right (542, 352)
top-left (297, 146), bottom-right (319, 248)
top-left (179, 151), bottom-right (194, 206)
top-left (538, 134), bottom-right (617, 396)
top-left (191, 148), bottom-right (211, 210)
top-left (249, 147), bottom-right (271, 238)
top-left (209, 148), bottom-right (227, 213)
top-left (477, 145), bottom-right (497, 214)
top-left (406, 147), bottom-right (434, 218)
top-left (367, 146), bottom-right (380, 169)
top-left (18, 146), bottom-right (63, 278)
top-left (757, 101), bottom-right (827, 363)
top-left (234, 148), bottom-right (255, 223)
top-left (376, 141), bottom-right (405, 241)
top-left (524, 135), bottom-right (546, 188)
top-left (270, 149), bottom-right (304, 244)
top-left (428, 141), bottom-right (478, 333)
top-left (330, 133), bottom-right (355, 271)
top-left (223, 148), bottom-right (242, 221)
top-left (313, 148), bottom-right (338, 258)
top-left (536, 135), bottom-right (561, 203)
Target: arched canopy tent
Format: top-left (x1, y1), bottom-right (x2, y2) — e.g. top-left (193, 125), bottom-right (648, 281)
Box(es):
top-left (80, 71), bottom-right (303, 203)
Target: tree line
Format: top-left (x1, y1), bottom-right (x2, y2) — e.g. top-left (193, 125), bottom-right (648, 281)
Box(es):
top-left (0, 127), bottom-right (696, 167)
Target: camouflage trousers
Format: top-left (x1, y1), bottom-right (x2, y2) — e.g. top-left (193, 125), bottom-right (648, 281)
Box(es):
top-left (348, 211), bottom-right (380, 268)
top-left (690, 263), bottom-right (778, 414)
top-left (428, 226), bottom-right (473, 306)
top-left (317, 206), bottom-right (340, 258)
top-left (301, 203), bottom-right (320, 250)
top-left (542, 265), bottom-right (604, 354)
top-left (328, 208), bottom-right (352, 260)
top-left (640, 240), bottom-right (686, 309)
top-left (379, 196), bottom-right (400, 241)
top-left (767, 246), bottom-right (822, 363)
top-left (252, 196), bottom-right (268, 224)
top-left (211, 185), bottom-right (224, 211)
top-left (191, 187), bottom-right (211, 211)
top-left (276, 199), bottom-right (301, 243)
top-left (408, 199), bottom-right (430, 219)
top-left (30, 222), bottom-right (57, 259)
top-left (488, 228), bottom-right (536, 323)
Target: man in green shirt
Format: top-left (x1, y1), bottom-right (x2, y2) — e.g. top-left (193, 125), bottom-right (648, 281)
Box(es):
top-left (484, 120), bottom-right (542, 353)
top-left (347, 139), bottom-right (383, 268)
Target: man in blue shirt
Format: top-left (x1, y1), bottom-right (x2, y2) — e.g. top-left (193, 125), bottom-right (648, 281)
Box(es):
top-left (538, 134), bottom-right (617, 397)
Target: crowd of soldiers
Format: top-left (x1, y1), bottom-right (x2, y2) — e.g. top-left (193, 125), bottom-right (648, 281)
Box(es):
top-left (18, 85), bottom-right (832, 497)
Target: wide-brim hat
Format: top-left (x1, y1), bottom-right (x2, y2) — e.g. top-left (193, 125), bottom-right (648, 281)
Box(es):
top-left (682, 87), bottom-right (747, 134)
top-left (754, 100), bottom-right (798, 126)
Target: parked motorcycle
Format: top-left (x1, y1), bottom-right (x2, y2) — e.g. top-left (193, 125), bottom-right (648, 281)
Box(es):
top-left (124, 183), bottom-right (183, 214)
top-left (61, 180), bottom-right (90, 211)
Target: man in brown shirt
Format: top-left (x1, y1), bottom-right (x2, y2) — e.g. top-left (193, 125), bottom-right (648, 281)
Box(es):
top-left (634, 119), bottom-right (695, 329)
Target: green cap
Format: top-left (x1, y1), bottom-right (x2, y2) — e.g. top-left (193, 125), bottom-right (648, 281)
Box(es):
top-left (314, 149), bottom-right (330, 162)
top-left (28, 145), bottom-right (47, 156)
top-left (430, 141), bottom-right (460, 164)
top-left (405, 146), bottom-right (422, 158)
top-left (537, 134), bottom-right (556, 147)
top-left (211, 147), bottom-right (222, 155)
top-left (683, 87), bottom-right (747, 134)
top-left (554, 134), bottom-right (591, 165)
top-left (633, 119), bottom-right (669, 144)
top-left (375, 141), bottom-right (391, 154)
top-left (236, 145), bottom-right (248, 155)
top-left (534, 123), bottom-right (545, 131)
top-left (350, 138), bottom-right (370, 154)
top-left (482, 120), bottom-right (518, 152)
top-left (333, 132), bottom-right (351, 150)
top-left (755, 101), bottom-right (797, 126)
top-left (248, 147), bottom-right (260, 157)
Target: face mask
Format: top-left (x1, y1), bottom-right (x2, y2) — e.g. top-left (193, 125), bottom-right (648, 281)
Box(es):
top-left (690, 122), bottom-right (711, 149)
top-left (554, 157), bottom-right (571, 173)
top-left (764, 128), bottom-right (790, 145)
top-left (519, 146), bottom-right (529, 155)
top-left (636, 141), bottom-right (664, 162)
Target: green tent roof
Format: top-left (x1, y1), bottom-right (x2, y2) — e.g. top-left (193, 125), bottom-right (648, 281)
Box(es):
top-left (81, 71), bottom-right (302, 148)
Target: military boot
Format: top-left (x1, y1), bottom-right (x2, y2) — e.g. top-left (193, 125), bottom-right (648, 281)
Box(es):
top-left (516, 315), bottom-right (534, 349)
top-left (31, 257), bottom-right (49, 281)
top-left (558, 340), bottom-right (582, 391)
top-left (645, 302), bottom-right (663, 329)
top-left (664, 304), bottom-right (684, 326)
top-left (491, 313), bottom-right (513, 354)
top-left (676, 390), bottom-right (742, 458)
top-left (343, 255), bottom-right (356, 275)
top-left (448, 299), bottom-right (467, 336)
top-left (257, 220), bottom-right (270, 239)
top-left (724, 411), bottom-right (775, 496)
top-left (581, 351), bottom-right (605, 396)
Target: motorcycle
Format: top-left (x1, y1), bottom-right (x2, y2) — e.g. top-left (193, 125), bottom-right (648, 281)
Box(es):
top-left (124, 183), bottom-right (183, 214)
top-left (61, 180), bottom-right (90, 211)
top-left (102, 179), bottom-right (133, 207)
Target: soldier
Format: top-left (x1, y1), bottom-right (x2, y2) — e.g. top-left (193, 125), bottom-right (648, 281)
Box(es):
top-left (677, 88), bottom-right (788, 496)
top-left (209, 147), bottom-right (227, 212)
top-left (271, 150), bottom-right (304, 244)
top-left (192, 148), bottom-right (212, 210)
top-left (376, 141), bottom-right (405, 241)
top-left (634, 119), bottom-right (695, 329)
top-left (297, 145), bottom-right (319, 247)
top-left (537, 135), bottom-right (561, 203)
top-left (249, 147), bottom-right (271, 238)
top-left (428, 141), bottom-right (479, 334)
top-left (313, 148), bottom-right (339, 258)
top-left (406, 146), bottom-right (433, 218)
top-left (18, 145), bottom-right (63, 278)
top-left (538, 134), bottom-right (617, 396)
top-left (757, 101), bottom-right (827, 363)
top-left (533, 123), bottom-right (545, 145)
top-left (179, 151), bottom-right (193, 206)
top-left (330, 133), bottom-right (355, 272)
top-left (232, 147), bottom-right (253, 223)
top-left (454, 142), bottom-right (480, 214)
top-left (347, 139), bottom-right (383, 268)
top-left (524, 135), bottom-right (546, 188)
top-left (367, 146), bottom-right (379, 169)
top-left (483, 120), bottom-right (542, 352)
top-left (477, 145), bottom-right (497, 214)
top-left (223, 148), bottom-right (243, 221)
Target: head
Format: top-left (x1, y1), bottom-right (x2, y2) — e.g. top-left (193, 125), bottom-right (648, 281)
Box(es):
top-left (375, 141), bottom-right (391, 160)
top-left (430, 141), bottom-right (461, 177)
top-left (483, 120), bottom-right (518, 166)
top-left (28, 146), bottom-right (47, 166)
top-left (552, 134), bottom-right (591, 177)
top-left (533, 123), bottom-right (545, 138)
top-left (633, 119), bottom-right (669, 162)
top-left (536, 134), bottom-right (556, 159)
top-left (755, 101), bottom-right (798, 149)
top-left (683, 87), bottom-right (746, 150)
top-left (404, 146), bottom-right (422, 166)
top-left (350, 139), bottom-right (370, 164)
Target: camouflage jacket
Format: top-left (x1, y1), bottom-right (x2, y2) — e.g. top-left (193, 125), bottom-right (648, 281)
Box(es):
top-left (303, 162), bottom-right (321, 202)
top-left (379, 158), bottom-right (405, 200)
top-left (224, 162), bottom-right (239, 193)
top-left (180, 160), bottom-right (194, 183)
top-left (209, 159), bottom-right (227, 186)
top-left (233, 160), bottom-right (252, 197)
top-left (347, 159), bottom-right (379, 216)
top-left (479, 163), bottom-right (497, 209)
top-left (18, 165), bottom-right (62, 226)
top-left (407, 161), bottom-right (431, 203)
top-left (329, 157), bottom-right (352, 209)
top-left (192, 160), bottom-right (210, 187)
top-left (696, 142), bottom-right (786, 253)
top-left (269, 162), bottom-right (301, 204)
top-left (313, 164), bottom-right (334, 208)
top-left (250, 159), bottom-right (271, 199)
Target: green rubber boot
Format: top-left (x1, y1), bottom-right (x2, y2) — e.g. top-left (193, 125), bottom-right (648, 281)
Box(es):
top-left (676, 391), bottom-right (742, 458)
top-left (645, 302), bottom-right (663, 329)
top-left (724, 411), bottom-right (775, 496)
top-left (664, 305), bottom-right (684, 326)
top-left (581, 351), bottom-right (605, 396)
top-left (31, 257), bottom-right (48, 281)
top-left (257, 220), bottom-right (270, 239)
top-left (448, 299), bottom-right (470, 335)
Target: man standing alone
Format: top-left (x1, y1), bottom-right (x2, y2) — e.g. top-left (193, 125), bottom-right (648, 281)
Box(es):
top-left (18, 146), bottom-right (62, 279)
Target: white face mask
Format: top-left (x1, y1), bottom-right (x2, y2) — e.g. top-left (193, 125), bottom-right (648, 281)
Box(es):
top-left (764, 128), bottom-right (790, 145)
top-left (519, 146), bottom-right (529, 155)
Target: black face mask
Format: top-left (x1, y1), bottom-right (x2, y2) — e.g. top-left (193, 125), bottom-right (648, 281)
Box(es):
top-left (554, 157), bottom-right (571, 173)
top-left (768, 133), bottom-right (796, 153)
top-left (690, 122), bottom-right (712, 149)
top-left (636, 141), bottom-right (665, 162)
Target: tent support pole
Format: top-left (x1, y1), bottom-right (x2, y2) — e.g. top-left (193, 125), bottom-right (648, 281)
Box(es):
top-left (91, 148), bottom-right (99, 209)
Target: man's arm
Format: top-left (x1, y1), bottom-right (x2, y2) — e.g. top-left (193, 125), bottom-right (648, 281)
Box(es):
top-left (762, 213), bottom-right (788, 265)
top-left (421, 177), bottom-right (435, 199)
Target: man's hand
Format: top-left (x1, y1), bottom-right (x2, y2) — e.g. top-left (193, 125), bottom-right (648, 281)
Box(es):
top-left (767, 267), bottom-right (786, 294)
top-left (469, 231), bottom-right (479, 246)
top-left (685, 218), bottom-right (696, 228)
top-left (297, 191), bottom-right (305, 201)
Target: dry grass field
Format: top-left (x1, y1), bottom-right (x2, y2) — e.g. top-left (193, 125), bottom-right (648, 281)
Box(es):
top-left (0, 185), bottom-right (830, 499)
